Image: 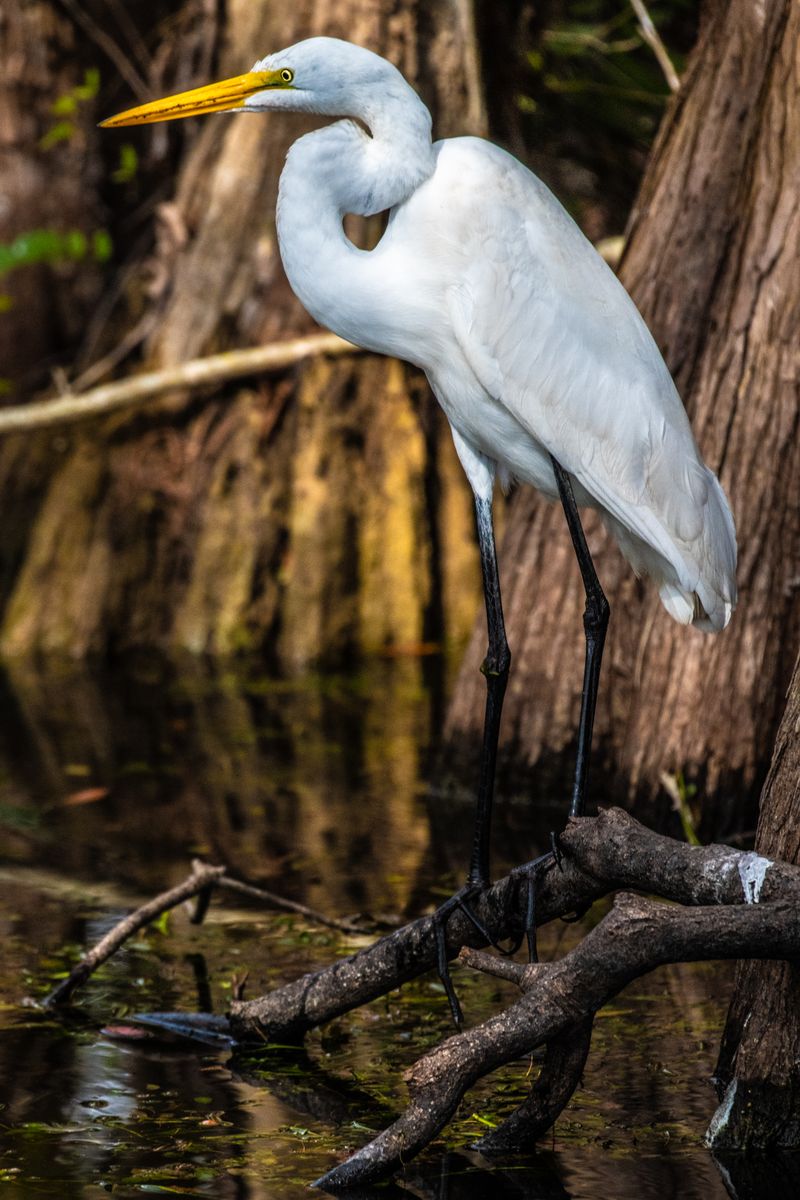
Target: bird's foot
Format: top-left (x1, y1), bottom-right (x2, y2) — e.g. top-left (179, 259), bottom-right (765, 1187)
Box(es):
top-left (432, 881), bottom-right (526, 1028)
top-left (512, 834), bottom-right (563, 963)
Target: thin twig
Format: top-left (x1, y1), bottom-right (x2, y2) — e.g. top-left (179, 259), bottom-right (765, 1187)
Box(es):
top-left (59, 0), bottom-right (150, 100)
top-left (217, 875), bottom-right (373, 935)
top-left (630, 0), bottom-right (681, 92)
top-left (44, 857), bottom-right (375, 1007)
top-left (2, 333), bottom-right (357, 437)
top-left (44, 862), bottom-right (225, 1006)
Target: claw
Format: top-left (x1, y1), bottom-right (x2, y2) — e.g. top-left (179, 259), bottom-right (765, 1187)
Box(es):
top-left (432, 882), bottom-right (527, 1027)
top-left (434, 907), bottom-right (465, 1028)
top-left (512, 845), bottom-right (560, 965)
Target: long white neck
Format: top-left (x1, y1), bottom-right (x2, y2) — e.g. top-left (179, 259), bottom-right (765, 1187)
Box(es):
top-left (276, 87), bottom-right (435, 352)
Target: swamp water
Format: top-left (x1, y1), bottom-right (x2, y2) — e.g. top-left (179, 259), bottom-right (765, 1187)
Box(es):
top-left (0, 656), bottom-right (790, 1198)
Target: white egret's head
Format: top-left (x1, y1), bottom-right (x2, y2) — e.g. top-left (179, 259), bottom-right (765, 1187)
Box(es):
top-left (100, 37), bottom-right (416, 129)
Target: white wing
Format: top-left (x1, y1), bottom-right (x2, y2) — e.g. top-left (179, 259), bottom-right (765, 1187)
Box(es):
top-left (434, 138), bottom-right (736, 630)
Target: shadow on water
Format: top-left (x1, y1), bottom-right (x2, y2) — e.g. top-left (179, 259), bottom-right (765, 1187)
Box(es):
top-left (0, 654), bottom-right (772, 1198)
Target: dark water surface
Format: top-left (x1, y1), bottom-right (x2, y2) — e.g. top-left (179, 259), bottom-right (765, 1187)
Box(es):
top-left (0, 656), bottom-right (788, 1198)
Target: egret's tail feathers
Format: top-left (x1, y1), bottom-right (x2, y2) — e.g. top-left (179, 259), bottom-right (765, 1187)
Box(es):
top-left (658, 582), bottom-right (734, 633)
top-left (601, 465), bottom-right (737, 634)
top-left (686, 469), bottom-right (737, 632)
top-left (658, 582), bottom-right (695, 626)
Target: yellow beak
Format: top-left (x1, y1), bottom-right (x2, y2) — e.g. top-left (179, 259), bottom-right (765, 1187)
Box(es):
top-left (100, 69), bottom-right (288, 128)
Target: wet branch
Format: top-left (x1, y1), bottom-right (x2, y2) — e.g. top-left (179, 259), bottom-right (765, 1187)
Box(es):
top-left (314, 894), bottom-right (800, 1190)
top-left (230, 807), bottom-right (794, 1042)
top-left (44, 861), bottom-right (225, 1006)
top-left (50, 808), bottom-right (800, 1185)
top-left (45, 859), bottom-right (370, 1007)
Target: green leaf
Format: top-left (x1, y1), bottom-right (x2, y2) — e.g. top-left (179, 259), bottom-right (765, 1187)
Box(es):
top-left (39, 121), bottom-right (76, 150)
top-left (112, 143), bottom-right (139, 184)
top-left (92, 229), bottom-right (114, 262)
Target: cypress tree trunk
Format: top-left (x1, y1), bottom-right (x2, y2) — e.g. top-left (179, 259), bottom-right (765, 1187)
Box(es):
top-left (0, 0), bottom-right (485, 663)
top-left (444, 0), bottom-right (800, 830)
top-left (711, 649), bottom-right (800, 1147)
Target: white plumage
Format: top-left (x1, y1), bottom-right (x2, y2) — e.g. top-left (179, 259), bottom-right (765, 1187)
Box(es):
top-left (269, 40), bottom-right (737, 632)
top-left (102, 36), bottom-right (737, 631)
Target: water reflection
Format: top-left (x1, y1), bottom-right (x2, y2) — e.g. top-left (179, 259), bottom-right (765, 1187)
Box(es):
top-left (0, 655), bottom-right (758, 1199)
top-left (0, 655), bottom-right (452, 916)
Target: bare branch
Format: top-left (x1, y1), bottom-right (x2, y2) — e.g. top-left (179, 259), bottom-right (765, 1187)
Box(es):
top-left (230, 808), bottom-right (790, 1043)
top-left (216, 874), bottom-right (373, 935)
top-left (44, 856), bottom-right (371, 1007)
top-left (0, 333), bottom-right (357, 436)
top-left (44, 862), bottom-right (225, 1006)
top-left (630, 0), bottom-right (681, 93)
top-left (474, 1016), bottom-right (594, 1153)
top-left (314, 895), bottom-right (800, 1190)
top-left (458, 946), bottom-right (527, 984)
top-left (57, 810), bottom-right (799, 1183)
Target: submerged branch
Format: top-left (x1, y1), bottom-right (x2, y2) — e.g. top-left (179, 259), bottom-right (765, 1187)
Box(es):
top-left (216, 874), bottom-right (373, 935)
top-left (44, 862), bottom-right (225, 1006)
top-left (315, 895), bottom-right (800, 1190)
top-left (49, 808), bottom-right (800, 1185)
top-left (229, 807), bottom-right (792, 1042)
top-left (45, 857), bottom-right (370, 1007)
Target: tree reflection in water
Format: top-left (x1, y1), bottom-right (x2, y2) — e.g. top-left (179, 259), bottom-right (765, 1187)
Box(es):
top-left (0, 655), bottom-right (774, 1199)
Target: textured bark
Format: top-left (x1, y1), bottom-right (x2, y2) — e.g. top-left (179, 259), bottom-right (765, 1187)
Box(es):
top-left (444, 0), bottom-right (800, 826)
top-left (0, 1), bottom-right (105, 388)
top-left (0, 0), bottom-right (484, 662)
top-left (228, 807), bottom-right (799, 1043)
top-left (711, 650), bottom-right (800, 1148)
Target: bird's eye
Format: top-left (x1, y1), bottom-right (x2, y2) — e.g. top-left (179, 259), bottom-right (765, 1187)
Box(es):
top-left (280, 68), bottom-right (294, 84)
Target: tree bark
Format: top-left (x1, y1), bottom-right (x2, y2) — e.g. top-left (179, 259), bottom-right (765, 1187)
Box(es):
top-left (0, 0), bottom-right (484, 663)
top-left (0, 1), bottom-right (105, 390)
top-left (711, 648), bottom-right (800, 1148)
top-left (444, 0), bottom-right (800, 828)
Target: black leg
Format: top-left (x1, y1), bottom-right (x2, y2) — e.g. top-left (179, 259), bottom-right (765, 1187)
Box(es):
top-left (550, 456), bottom-right (610, 818)
top-left (468, 494), bottom-right (511, 884)
top-left (433, 493), bottom-right (513, 1027)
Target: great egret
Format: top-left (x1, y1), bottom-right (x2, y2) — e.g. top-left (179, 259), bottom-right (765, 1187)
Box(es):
top-left (103, 37), bottom-right (737, 1023)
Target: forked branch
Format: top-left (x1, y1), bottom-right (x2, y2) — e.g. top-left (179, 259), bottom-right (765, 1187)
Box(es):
top-left (314, 894), bottom-right (800, 1190)
top-left (229, 807), bottom-right (791, 1042)
top-left (48, 809), bottom-right (800, 1188)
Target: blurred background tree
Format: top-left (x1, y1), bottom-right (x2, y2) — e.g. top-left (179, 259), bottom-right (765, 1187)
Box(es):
top-left (6, 0), bottom-right (795, 839)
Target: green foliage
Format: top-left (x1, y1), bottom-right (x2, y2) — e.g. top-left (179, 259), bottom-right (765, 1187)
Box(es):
top-left (39, 68), bottom-right (100, 150)
top-left (0, 228), bottom-right (113, 282)
top-left (673, 770), bottom-right (700, 845)
top-left (112, 142), bottom-right (139, 184)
